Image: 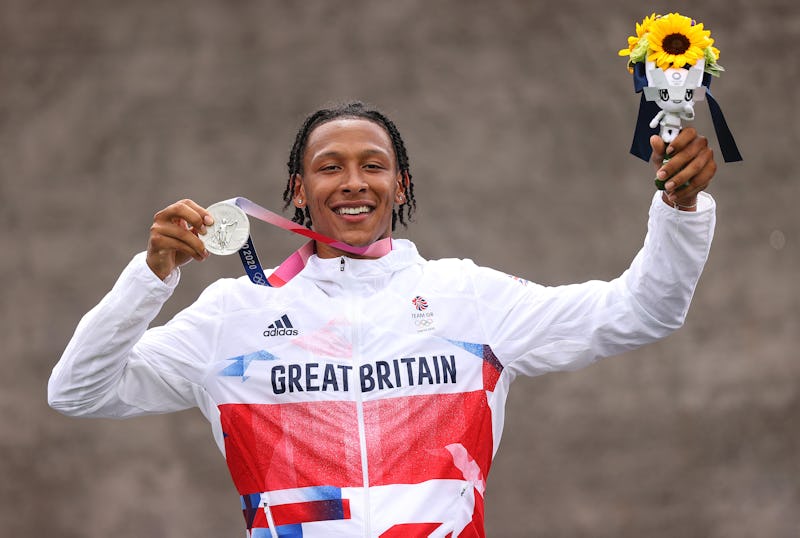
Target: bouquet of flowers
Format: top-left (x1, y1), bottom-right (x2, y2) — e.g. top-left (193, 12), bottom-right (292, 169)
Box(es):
top-left (621, 13), bottom-right (741, 169)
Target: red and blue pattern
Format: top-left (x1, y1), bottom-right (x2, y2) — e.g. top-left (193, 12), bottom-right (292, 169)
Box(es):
top-left (220, 340), bottom-right (502, 536)
top-left (243, 486), bottom-right (351, 536)
top-left (412, 296), bottom-right (428, 311)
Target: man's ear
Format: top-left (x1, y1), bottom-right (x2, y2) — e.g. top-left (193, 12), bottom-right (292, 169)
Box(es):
top-left (395, 171), bottom-right (410, 203)
top-left (293, 175), bottom-right (306, 207)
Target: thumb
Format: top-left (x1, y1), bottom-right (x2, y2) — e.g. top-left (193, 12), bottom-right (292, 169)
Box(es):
top-left (650, 134), bottom-right (666, 166)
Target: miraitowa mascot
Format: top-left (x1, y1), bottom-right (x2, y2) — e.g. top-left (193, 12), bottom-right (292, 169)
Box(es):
top-left (621, 12), bottom-right (742, 188)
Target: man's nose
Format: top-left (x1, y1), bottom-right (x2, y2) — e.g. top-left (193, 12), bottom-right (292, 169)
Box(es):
top-left (340, 168), bottom-right (368, 192)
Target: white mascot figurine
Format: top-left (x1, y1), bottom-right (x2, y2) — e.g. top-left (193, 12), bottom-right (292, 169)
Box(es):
top-left (643, 58), bottom-right (706, 144)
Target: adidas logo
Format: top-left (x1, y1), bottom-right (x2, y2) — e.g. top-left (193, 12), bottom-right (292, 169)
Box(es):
top-left (262, 314), bottom-right (299, 337)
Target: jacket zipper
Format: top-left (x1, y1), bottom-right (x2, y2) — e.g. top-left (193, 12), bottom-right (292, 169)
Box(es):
top-left (342, 257), bottom-right (372, 537)
top-left (262, 495), bottom-right (279, 538)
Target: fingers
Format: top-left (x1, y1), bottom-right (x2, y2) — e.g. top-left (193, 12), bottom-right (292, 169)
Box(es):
top-left (148, 232), bottom-right (205, 266)
top-left (654, 128), bottom-right (717, 205)
top-left (157, 198), bottom-right (214, 234)
top-left (146, 199), bottom-right (214, 280)
top-left (664, 126), bottom-right (697, 156)
top-left (664, 145), bottom-right (715, 200)
top-left (650, 134), bottom-right (667, 170)
top-left (149, 222), bottom-right (207, 261)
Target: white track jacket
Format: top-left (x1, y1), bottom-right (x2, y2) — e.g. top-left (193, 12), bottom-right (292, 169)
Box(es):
top-left (49, 193), bottom-right (716, 538)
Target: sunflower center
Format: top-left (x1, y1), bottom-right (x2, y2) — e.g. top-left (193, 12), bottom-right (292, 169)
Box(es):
top-left (662, 33), bottom-right (691, 55)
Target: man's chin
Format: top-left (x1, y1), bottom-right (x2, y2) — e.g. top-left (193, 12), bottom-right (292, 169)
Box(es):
top-left (335, 228), bottom-right (390, 247)
top-left (315, 231), bottom-right (390, 258)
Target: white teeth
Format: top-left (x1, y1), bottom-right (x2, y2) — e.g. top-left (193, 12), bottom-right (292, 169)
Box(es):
top-left (337, 206), bottom-right (371, 215)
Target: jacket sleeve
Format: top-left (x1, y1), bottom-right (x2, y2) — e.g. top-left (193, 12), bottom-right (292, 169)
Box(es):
top-left (473, 192), bottom-right (716, 378)
top-left (47, 252), bottom-right (223, 418)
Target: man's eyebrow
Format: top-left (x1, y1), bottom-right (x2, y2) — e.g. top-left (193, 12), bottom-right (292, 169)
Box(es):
top-left (360, 148), bottom-right (390, 157)
top-left (313, 150), bottom-right (344, 160)
top-left (312, 148), bottom-right (391, 160)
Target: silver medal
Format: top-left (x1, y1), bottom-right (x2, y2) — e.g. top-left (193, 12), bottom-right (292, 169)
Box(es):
top-left (200, 202), bottom-right (250, 255)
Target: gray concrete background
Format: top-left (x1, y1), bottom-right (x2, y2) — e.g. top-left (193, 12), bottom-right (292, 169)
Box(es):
top-left (2, 0), bottom-right (798, 536)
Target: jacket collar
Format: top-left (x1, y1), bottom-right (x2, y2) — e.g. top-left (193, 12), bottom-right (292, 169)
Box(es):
top-left (297, 239), bottom-right (423, 296)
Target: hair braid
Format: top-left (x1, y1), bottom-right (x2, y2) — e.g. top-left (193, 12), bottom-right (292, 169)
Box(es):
top-left (282, 101), bottom-right (416, 231)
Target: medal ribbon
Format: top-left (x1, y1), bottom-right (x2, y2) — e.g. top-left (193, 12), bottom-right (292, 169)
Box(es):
top-left (222, 197), bottom-right (393, 287)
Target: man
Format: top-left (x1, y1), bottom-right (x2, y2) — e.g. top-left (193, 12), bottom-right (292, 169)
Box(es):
top-left (49, 102), bottom-right (716, 537)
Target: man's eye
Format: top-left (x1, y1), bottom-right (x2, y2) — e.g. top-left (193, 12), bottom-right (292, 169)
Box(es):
top-left (659, 89), bottom-right (669, 101)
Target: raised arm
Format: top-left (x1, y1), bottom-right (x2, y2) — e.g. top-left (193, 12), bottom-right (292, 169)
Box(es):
top-left (48, 199), bottom-right (218, 418)
top-left (473, 132), bottom-right (717, 376)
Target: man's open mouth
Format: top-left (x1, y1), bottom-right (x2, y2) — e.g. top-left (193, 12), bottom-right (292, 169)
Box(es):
top-left (336, 206), bottom-right (372, 215)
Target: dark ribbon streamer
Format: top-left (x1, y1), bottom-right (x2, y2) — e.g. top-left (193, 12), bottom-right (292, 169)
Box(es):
top-left (629, 63), bottom-right (742, 163)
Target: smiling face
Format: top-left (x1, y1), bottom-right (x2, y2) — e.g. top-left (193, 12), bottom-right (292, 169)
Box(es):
top-left (292, 118), bottom-right (407, 258)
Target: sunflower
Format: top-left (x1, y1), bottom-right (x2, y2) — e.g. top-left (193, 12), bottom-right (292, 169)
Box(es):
top-left (618, 13), bottom-right (661, 72)
top-left (646, 12), bottom-right (713, 70)
top-left (618, 12), bottom-right (660, 58)
top-left (619, 12), bottom-right (726, 76)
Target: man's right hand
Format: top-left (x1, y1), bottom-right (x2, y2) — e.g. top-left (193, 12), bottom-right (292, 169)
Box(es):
top-left (146, 199), bottom-right (214, 280)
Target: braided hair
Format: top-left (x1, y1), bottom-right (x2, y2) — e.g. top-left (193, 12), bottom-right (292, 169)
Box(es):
top-left (282, 101), bottom-right (416, 231)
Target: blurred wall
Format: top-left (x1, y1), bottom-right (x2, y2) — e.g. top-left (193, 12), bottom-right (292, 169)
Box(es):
top-left (1, 0), bottom-right (798, 536)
